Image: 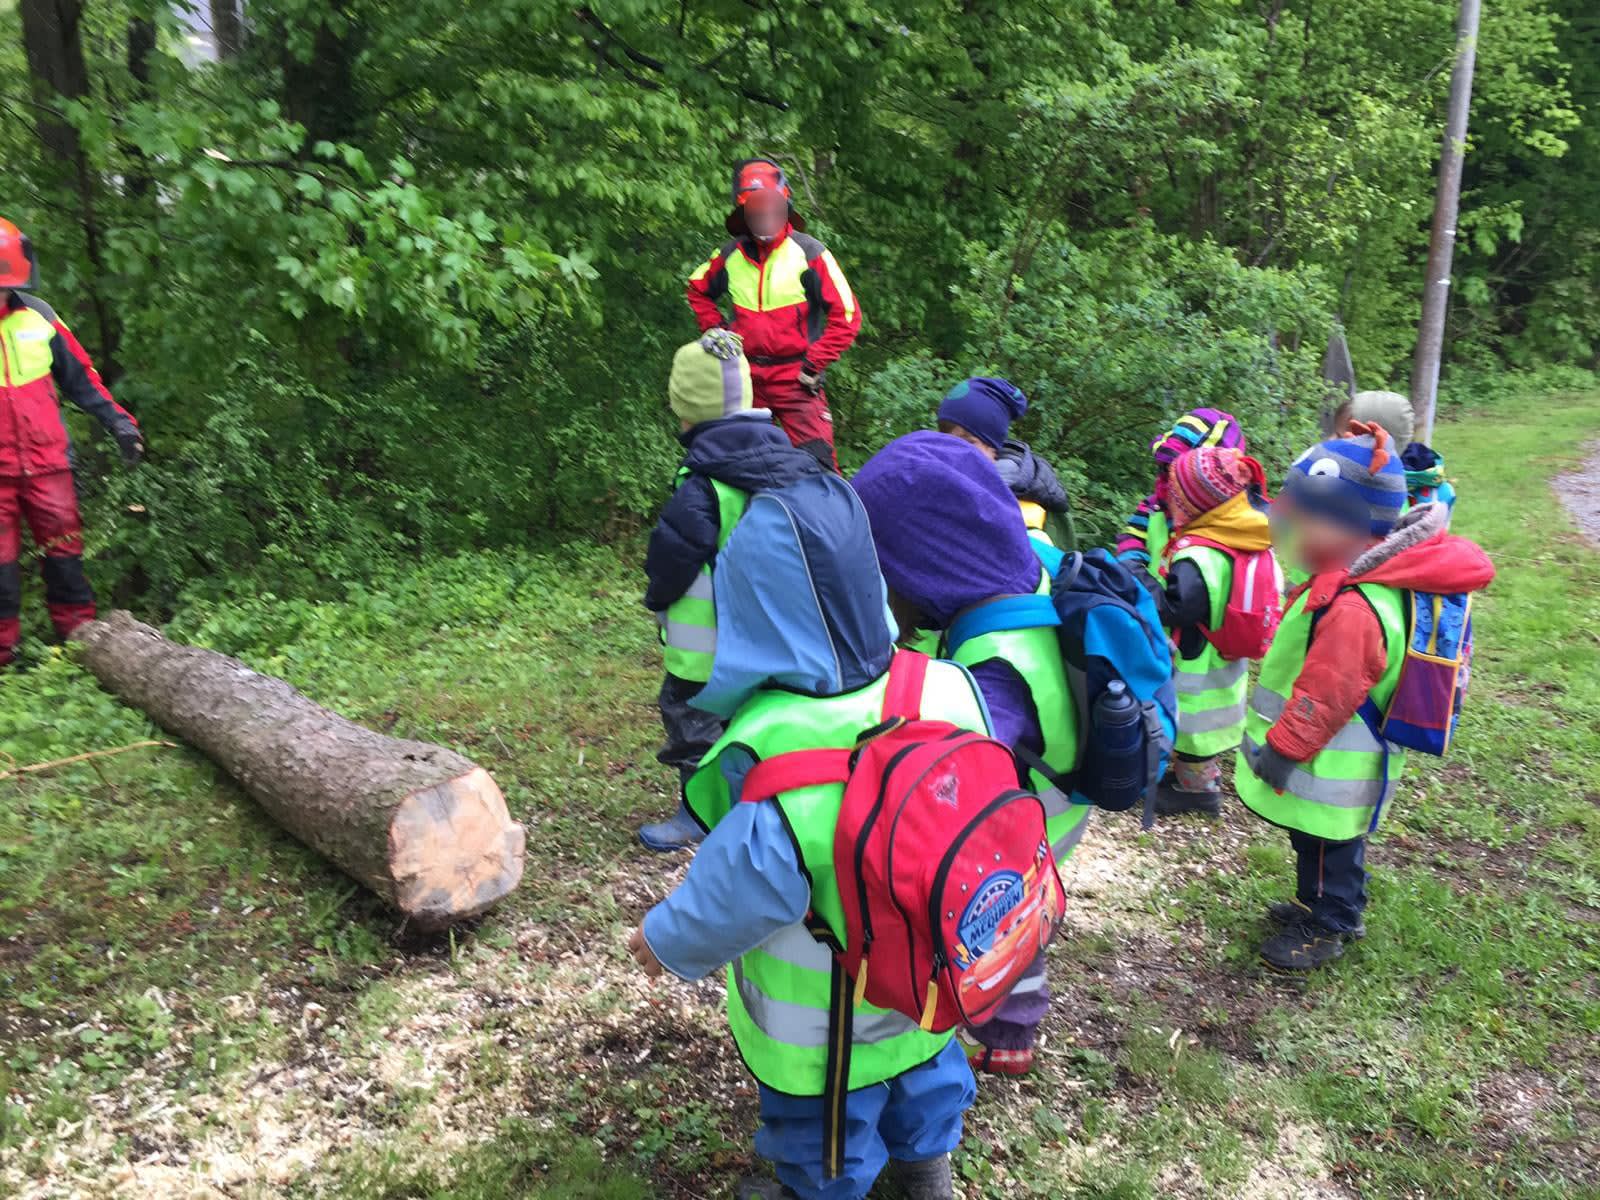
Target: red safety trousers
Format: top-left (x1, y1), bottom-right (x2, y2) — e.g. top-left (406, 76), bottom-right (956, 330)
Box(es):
top-left (0, 469), bottom-right (95, 667)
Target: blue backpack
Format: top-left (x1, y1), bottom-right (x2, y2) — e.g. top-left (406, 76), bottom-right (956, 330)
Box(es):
top-left (948, 544), bottom-right (1177, 825)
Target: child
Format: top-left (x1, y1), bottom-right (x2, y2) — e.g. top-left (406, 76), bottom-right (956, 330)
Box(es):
top-left (1115, 407), bottom-right (1246, 573)
top-left (852, 431), bottom-right (1085, 1076)
top-left (936, 376), bottom-right (1075, 547)
top-left (637, 330), bottom-right (828, 852)
top-left (1334, 390), bottom-right (1457, 514)
top-left (1238, 425), bottom-right (1494, 971)
top-left (630, 470), bottom-right (987, 1200)
top-left (1147, 446), bottom-right (1277, 817)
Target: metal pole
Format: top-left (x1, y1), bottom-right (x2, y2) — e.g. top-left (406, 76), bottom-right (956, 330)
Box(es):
top-left (1411, 0), bottom-right (1482, 444)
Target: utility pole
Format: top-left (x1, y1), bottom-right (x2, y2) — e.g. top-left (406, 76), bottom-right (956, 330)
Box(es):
top-left (1411, 0), bottom-right (1482, 444)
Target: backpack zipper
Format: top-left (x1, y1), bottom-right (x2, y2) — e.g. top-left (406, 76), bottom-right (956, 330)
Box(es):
top-left (851, 740), bottom-right (923, 965)
top-left (925, 788), bottom-right (1040, 1023)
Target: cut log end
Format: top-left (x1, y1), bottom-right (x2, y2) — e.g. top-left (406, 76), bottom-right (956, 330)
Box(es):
top-left (388, 768), bottom-right (527, 929)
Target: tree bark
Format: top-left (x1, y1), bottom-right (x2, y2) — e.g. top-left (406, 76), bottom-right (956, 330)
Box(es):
top-left (18, 0), bottom-right (123, 380)
top-left (211, 0), bottom-right (243, 59)
top-left (73, 612), bottom-right (526, 928)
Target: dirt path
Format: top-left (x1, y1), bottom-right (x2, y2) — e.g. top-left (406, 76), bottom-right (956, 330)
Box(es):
top-left (1557, 438), bottom-right (1600, 546)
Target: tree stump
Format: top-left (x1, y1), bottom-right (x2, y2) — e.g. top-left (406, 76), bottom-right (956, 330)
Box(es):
top-left (73, 611), bottom-right (525, 928)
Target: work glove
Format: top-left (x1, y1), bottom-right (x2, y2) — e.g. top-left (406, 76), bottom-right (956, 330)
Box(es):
top-left (797, 361), bottom-right (824, 395)
top-left (115, 427), bottom-right (145, 469)
top-left (698, 328), bottom-right (743, 362)
top-left (1247, 742), bottom-right (1297, 792)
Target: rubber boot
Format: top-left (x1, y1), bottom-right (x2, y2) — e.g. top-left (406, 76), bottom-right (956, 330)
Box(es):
top-left (881, 1154), bottom-right (955, 1200)
top-left (637, 801), bottom-right (706, 853)
top-left (1154, 780), bottom-right (1222, 818)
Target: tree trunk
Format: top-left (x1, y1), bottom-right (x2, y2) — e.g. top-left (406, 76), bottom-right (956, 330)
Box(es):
top-left (18, 0), bottom-right (123, 380)
top-left (211, 0), bottom-right (243, 59)
top-left (73, 611), bottom-right (526, 928)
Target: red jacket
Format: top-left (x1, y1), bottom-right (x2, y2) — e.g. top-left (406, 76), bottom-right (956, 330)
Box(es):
top-left (686, 225), bottom-right (861, 370)
top-left (1268, 506), bottom-right (1496, 762)
top-left (0, 292), bottom-right (136, 477)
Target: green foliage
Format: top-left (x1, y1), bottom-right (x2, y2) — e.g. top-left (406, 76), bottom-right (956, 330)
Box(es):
top-left (0, 0), bottom-right (1594, 606)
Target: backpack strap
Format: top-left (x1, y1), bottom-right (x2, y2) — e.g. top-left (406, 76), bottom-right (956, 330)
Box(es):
top-left (881, 649), bottom-right (929, 720)
top-left (739, 750), bottom-right (853, 803)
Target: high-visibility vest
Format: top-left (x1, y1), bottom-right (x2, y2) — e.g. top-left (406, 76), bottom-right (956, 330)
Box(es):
top-left (1235, 583), bottom-right (1408, 841)
top-left (946, 624), bottom-right (1087, 865)
top-left (684, 662), bottom-right (988, 1096)
top-left (1143, 509), bottom-right (1170, 579)
top-left (658, 476), bottom-right (748, 683)
top-left (1167, 543), bottom-right (1249, 758)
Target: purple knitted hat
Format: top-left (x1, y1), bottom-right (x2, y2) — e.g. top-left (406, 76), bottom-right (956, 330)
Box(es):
top-left (1152, 408), bottom-right (1247, 466)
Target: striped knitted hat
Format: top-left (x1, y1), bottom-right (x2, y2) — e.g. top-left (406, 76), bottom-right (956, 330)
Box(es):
top-left (1281, 423), bottom-right (1406, 538)
top-left (669, 330), bottom-right (754, 425)
top-left (1152, 407), bottom-right (1246, 466)
top-left (1167, 447), bottom-right (1268, 528)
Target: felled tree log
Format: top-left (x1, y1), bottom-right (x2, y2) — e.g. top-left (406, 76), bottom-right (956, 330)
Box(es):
top-left (73, 611), bottom-right (525, 928)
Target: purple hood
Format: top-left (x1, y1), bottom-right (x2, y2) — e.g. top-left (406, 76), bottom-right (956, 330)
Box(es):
top-left (851, 431), bottom-right (1041, 627)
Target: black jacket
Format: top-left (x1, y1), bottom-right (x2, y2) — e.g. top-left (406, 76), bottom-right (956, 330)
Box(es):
top-left (1142, 558), bottom-right (1213, 660)
top-left (643, 412), bottom-right (829, 612)
top-left (995, 440), bottom-right (1069, 513)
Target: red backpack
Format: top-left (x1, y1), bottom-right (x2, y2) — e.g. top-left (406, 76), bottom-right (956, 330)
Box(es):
top-left (740, 651), bottom-right (1066, 1034)
top-left (1167, 535), bottom-right (1284, 661)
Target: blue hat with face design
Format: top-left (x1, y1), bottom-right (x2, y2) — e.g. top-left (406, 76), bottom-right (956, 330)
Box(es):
top-left (1281, 429), bottom-right (1407, 538)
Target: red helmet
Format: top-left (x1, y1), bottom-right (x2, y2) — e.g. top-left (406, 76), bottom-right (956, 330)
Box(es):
top-left (0, 219), bottom-right (38, 289)
top-left (726, 158), bottom-right (805, 234)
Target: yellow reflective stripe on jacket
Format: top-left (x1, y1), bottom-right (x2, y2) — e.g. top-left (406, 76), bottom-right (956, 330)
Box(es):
top-left (819, 249), bottom-right (855, 321)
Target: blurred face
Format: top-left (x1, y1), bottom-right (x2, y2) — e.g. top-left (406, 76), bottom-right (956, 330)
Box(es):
top-left (937, 420), bottom-right (998, 461)
top-left (744, 193), bottom-right (788, 241)
top-left (1271, 495), bottom-right (1376, 575)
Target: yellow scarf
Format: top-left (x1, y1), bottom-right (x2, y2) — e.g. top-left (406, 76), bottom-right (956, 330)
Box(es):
top-left (1165, 491), bottom-right (1272, 557)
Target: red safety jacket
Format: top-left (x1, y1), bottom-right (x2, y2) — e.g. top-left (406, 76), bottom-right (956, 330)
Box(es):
top-left (0, 292), bottom-right (135, 477)
top-left (686, 225), bottom-right (861, 370)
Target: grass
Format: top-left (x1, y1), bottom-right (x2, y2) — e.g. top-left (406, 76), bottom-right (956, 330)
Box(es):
top-left (2, 388), bottom-right (1598, 1198)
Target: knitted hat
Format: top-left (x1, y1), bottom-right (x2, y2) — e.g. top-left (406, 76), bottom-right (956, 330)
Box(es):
top-left (1167, 447), bottom-right (1269, 529)
top-left (1152, 407), bottom-right (1246, 466)
top-left (1345, 390), bottom-right (1415, 448)
top-left (668, 331), bottom-right (753, 425)
top-left (937, 377), bottom-right (1029, 452)
top-left (1281, 422), bottom-right (1407, 538)
top-left (852, 431), bottom-right (1039, 627)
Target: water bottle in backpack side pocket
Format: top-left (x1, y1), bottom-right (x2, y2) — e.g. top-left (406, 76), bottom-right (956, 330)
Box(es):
top-left (1089, 680), bottom-right (1146, 812)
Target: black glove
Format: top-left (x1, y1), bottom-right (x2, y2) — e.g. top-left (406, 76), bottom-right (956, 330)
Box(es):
top-left (1248, 743), bottom-right (1298, 791)
top-left (116, 427), bottom-right (145, 469)
top-left (797, 361), bottom-right (824, 395)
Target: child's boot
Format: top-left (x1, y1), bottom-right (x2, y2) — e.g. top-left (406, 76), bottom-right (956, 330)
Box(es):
top-left (637, 800), bottom-right (705, 852)
top-left (1266, 899), bottom-right (1364, 940)
top-left (1154, 754), bottom-right (1222, 817)
top-left (1259, 917), bottom-right (1350, 972)
top-left (881, 1154), bottom-right (955, 1200)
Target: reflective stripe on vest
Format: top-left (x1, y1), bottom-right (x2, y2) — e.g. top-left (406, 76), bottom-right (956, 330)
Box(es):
top-left (1168, 544), bottom-right (1249, 757)
top-left (684, 661), bottom-right (989, 1095)
top-left (945, 602), bottom-right (1087, 866)
top-left (661, 477), bottom-right (748, 682)
top-left (1235, 584), bottom-right (1408, 841)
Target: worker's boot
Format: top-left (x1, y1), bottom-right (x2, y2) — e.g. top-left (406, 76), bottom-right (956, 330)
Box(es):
top-left (881, 1154), bottom-right (955, 1200)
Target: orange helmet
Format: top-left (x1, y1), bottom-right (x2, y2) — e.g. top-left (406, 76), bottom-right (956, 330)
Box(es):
top-left (726, 158), bottom-right (806, 235)
top-left (0, 219), bottom-right (38, 289)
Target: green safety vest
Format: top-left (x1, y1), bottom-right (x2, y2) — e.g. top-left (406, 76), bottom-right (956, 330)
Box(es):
top-left (1235, 583), bottom-right (1408, 841)
top-left (659, 475), bottom-right (749, 682)
top-left (1143, 508), bottom-right (1170, 579)
top-left (684, 661), bottom-right (988, 1096)
top-left (1167, 544), bottom-right (1249, 758)
top-left (943, 571), bottom-right (1087, 865)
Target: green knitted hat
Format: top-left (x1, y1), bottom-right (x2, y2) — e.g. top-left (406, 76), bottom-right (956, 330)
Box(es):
top-left (669, 332), bottom-right (754, 425)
